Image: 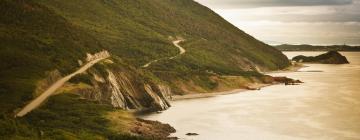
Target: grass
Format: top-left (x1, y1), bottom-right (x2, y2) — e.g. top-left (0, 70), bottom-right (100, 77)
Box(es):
top-left (0, 0), bottom-right (100, 114)
top-left (0, 93), bottom-right (148, 140)
top-left (36, 0), bottom-right (289, 70)
top-left (0, 0), bottom-right (290, 139)
top-left (106, 111), bottom-right (136, 134)
top-left (0, 0), bottom-right (289, 114)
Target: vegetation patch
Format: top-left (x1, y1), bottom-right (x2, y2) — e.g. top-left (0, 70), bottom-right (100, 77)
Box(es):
top-left (0, 93), bottom-right (148, 140)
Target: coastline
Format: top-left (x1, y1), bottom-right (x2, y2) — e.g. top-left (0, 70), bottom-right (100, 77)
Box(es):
top-left (136, 64), bottom-right (305, 139)
top-left (137, 52), bottom-right (360, 140)
top-left (169, 64), bottom-right (305, 101)
top-left (170, 83), bottom-right (272, 101)
top-left (265, 63), bottom-right (306, 74)
top-left (136, 83), bottom-right (278, 139)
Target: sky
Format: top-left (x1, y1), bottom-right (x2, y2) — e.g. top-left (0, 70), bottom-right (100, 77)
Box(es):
top-left (195, 0), bottom-right (360, 45)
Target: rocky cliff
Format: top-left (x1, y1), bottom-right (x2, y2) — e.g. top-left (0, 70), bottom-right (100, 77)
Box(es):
top-left (71, 60), bottom-right (172, 111)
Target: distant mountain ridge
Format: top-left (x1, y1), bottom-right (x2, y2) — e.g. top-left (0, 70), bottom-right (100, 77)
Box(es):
top-left (275, 44), bottom-right (360, 51)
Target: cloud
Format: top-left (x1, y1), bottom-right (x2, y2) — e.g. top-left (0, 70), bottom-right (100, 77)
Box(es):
top-left (194, 0), bottom-right (360, 45)
top-left (215, 5), bottom-right (360, 22)
top-left (195, 0), bottom-right (354, 9)
top-left (231, 20), bottom-right (360, 45)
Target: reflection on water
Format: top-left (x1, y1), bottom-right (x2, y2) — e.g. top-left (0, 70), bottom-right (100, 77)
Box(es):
top-left (141, 52), bottom-right (360, 140)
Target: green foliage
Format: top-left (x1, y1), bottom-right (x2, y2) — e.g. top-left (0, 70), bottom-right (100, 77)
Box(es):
top-left (0, 94), bottom-right (147, 140)
top-left (193, 75), bottom-right (218, 90)
top-left (0, 0), bottom-right (100, 114)
top-left (36, 0), bottom-right (289, 70)
top-left (0, 0), bottom-right (290, 138)
top-left (0, 0), bottom-right (289, 113)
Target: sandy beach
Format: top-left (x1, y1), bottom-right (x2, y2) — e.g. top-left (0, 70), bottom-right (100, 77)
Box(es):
top-left (170, 83), bottom-right (272, 101)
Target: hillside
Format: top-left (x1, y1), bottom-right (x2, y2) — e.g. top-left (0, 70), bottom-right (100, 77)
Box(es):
top-left (0, 0), bottom-right (289, 139)
top-left (275, 44), bottom-right (360, 51)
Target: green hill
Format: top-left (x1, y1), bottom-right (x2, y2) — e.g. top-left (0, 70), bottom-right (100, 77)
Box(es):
top-left (0, 0), bottom-right (289, 139)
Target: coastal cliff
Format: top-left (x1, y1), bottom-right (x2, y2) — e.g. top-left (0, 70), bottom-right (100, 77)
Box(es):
top-left (1, 0), bottom-right (291, 139)
top-left (69, 60), bottom-right (172, 112)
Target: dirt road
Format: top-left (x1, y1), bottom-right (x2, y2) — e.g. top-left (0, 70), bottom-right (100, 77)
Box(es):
top-left (15, 55), bottom-right (109, 117)
top-left (143, 39), bottom-right (185, 68)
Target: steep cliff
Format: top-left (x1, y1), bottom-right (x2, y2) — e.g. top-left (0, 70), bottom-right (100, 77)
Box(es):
top-left (76, 65), bottom-right (172, 111)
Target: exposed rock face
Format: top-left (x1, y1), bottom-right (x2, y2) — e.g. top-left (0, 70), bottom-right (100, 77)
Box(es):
top-left (131, 118), bottom-right (176, 139)
top-left (144, 84), bottom-right (171, 110)
top-left (158, 85), bottom-right (173, 100)
top-left (107, 70), bottom-right (129, 109)
top-left (86, 50), bottom-right (110, 62)
top-left (292, 51), bottom-right (349, 64)
top-left (77, 68), bottom-right (171, 111)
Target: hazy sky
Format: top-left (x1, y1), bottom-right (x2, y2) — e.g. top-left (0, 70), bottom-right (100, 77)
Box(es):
top-left (195, 0), bottom-right (360, 45)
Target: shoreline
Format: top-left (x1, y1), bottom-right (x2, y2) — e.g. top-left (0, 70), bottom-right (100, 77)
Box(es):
top-left (168, 64), bottom-right (305, 101)
top-left (137, 64), bottom-right (304, 139)
top-left (265, 63), bottom-right (306, 74)
top-left (170, 83), bottom-right (272, 101)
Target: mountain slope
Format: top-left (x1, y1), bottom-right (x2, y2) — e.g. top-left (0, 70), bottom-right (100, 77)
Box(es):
top-left (35, 0), bottom-right (289, 94)
top-left (0, 0), bottom-right (289, 139)
top-left (0, 0), bottom-right (102, 114)
top-left (36, 0), bottom-right (289, 70)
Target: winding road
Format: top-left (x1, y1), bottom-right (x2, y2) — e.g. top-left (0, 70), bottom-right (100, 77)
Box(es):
top-left (15, 54), bottom-right (110, 117)
top-left (16, 40), bottom-right (185, 117)
top-left (142, 39), bottom-right (185, 68)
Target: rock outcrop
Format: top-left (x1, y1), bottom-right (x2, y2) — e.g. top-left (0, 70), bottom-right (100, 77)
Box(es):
top-left (144, 84), bottom-right (171, 110)
top-left (86, 50), bottom-right (110, 62)
top-left (292, 51), bottom-right (349, 64)
top-left (34, 52), bottom-right (171, 112)
top-left (272, 77), bottom-right (303, 85)
top-left (76, 67), bottom-right (171, 111)
top-left (131, 118), bottom-right (176, 139)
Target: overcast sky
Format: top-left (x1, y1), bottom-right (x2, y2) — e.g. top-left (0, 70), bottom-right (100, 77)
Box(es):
top-left (195, 0), bottom-right (360, 45)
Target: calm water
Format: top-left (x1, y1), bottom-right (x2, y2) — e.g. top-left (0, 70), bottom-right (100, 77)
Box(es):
top-left (141, 52), bottom-right (360, 140)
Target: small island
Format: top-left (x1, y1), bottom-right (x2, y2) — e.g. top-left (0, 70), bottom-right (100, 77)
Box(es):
top-left (292, 51), bottom-right (349, 64)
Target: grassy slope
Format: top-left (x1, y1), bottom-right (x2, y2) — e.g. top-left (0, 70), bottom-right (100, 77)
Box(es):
top-left (1, 93), bottom-right (147, 140)
top-left (36, 0), bottom-right (289, 93)
top-left (0, 0), bottom-right (289, 139)
top-left (0, 1), bottom-right (135, 139)
top-left (0, 0), bottom-right (103, 114)
top-left (0, 0), bottom-right (290, 112)
top-left (37, 0), bottom-right (288, 70)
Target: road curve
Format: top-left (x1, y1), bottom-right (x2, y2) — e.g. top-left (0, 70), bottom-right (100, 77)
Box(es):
top-left (143, 39), bottom-right (185, 68)
top-left (15, 56), bottom-right (109, 117)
